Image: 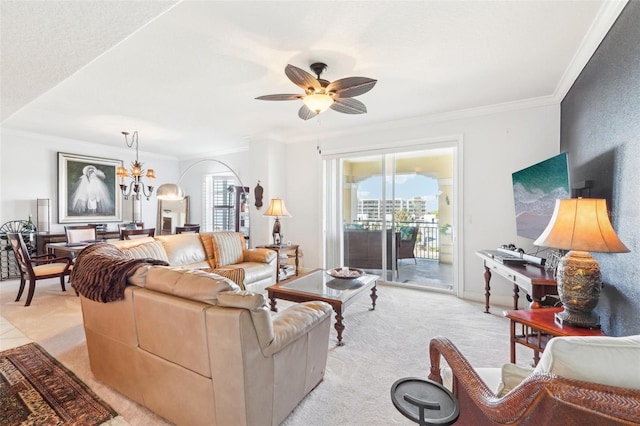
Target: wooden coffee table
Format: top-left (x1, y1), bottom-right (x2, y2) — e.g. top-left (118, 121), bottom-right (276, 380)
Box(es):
top-left (266, 268), bottom-right (379, 346)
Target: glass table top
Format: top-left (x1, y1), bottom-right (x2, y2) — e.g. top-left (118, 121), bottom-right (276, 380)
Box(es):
top-left (274, 269), bottom-right (378, 302)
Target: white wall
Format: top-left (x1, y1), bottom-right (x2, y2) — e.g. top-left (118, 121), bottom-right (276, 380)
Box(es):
top-left (0, 128), bottom-right (178, 233)
top-left (283, 104), bottom-right (560, 306)
top-left (1, 103), bottom-right (560, 308)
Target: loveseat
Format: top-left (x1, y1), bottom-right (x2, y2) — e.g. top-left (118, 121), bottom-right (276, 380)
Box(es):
top-left (73, 243), bottom-right (332, 426)
top-left (428, 335), bottom-right (640, 425)
top-left (110, 231), bottom-right (277, 292)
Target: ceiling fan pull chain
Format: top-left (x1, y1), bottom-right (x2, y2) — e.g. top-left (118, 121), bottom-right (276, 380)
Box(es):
top-left (316, 116), bottom-right (322, 155)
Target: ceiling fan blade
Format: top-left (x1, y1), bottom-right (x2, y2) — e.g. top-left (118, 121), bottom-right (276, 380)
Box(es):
top-left (255, 94), bottom-right (303, 101)
top-left (285, 64), bottom-right (321, 92)
top-left (327, 77), bottom-right (377, 99)
top-left (330, 98), bottom-right (367, 114)
top-left (298, 104), bottom-right (318, 120)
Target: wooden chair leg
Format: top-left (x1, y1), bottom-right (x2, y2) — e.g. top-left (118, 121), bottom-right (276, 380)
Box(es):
top-left (24, 279), bottom-right (36, 307)
top-left (59, 274), bottom-right (67, 292)
top-left (15, 277), bottom-right (26, 302)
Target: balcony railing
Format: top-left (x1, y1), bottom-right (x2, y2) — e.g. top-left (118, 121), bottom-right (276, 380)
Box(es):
top-left (345, 220), bottom-right (440, 260)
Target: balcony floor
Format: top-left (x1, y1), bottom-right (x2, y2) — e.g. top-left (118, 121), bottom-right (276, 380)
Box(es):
top-left (362, 258), bottom-right (454, 292)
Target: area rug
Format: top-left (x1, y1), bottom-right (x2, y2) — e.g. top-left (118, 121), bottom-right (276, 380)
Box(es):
top-left (0, 342), bottom-right (118, 426)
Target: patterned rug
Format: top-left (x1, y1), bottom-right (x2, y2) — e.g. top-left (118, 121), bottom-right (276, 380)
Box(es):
top-left (0, 343), bottom-right (118, 425)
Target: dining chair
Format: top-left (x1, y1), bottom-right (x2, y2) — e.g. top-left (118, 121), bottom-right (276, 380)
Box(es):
top-left (175, 224), bottom-right (200, 234)
top-left (7, 232), bottom-right (72, 306)
top-left (121, 228), bottom-right (156, 240)
top-left (65, 224), bottom-right (98, 243)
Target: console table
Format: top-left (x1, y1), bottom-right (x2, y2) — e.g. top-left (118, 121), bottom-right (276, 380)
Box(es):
top-left (476, 250), bottom-right (557, 313)
top-left (505, 308), bottom-right (605, 366)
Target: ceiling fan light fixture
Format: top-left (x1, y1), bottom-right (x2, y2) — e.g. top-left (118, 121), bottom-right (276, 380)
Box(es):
top-left (303, 93), bottom-right (334, 114)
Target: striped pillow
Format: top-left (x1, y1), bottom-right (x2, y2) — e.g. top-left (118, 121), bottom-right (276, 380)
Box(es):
top-left (211, 232), bottom-right (245, 266)
top-left (122, 240), bottom-right (170, 263)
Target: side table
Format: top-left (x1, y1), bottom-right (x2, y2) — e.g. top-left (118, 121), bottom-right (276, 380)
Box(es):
top-left (257, 244), bottom-right (299, 282)
top-left (505, 307), bottom-right (605, 366)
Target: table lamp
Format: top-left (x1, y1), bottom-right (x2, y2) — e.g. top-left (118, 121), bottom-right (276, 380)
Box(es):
top-left (534, 198), bottom-right (629, 328)
top-left (264, 198), bottom-right (291, 245)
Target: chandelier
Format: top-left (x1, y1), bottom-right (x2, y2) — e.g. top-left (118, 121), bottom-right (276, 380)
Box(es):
top-left (116, 131), bottom-right (156, 200)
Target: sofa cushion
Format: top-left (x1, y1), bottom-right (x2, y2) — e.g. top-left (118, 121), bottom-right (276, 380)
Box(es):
top-left (533, 334), bottom-right (640, 390)
top-left (498, 363), bottom-right (534, 397)
top-left (442, 366), bottom-right (502, 395)
top-left (210, 232), bottom-right (245, 267)
top-left (155, 234), bottom-right (207, 267)
top-left (121, 240), bottom-right (170, 263)
top-left (143, 266), bottom-right (239, 305)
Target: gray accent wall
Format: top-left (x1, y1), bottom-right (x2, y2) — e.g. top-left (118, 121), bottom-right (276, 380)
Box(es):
top-left (561, 1), bottom-right (640, 336)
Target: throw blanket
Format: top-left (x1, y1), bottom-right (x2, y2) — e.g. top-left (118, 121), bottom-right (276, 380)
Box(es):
top-left (71, 243), bottom-right (169, 303)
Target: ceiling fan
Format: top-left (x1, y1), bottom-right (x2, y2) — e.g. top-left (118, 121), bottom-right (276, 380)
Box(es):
top-left (256, 62), bottom-right (377, 120)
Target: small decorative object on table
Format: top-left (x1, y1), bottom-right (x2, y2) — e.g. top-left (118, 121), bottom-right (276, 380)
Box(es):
top-left (327, 267), bottom-right (364, 279)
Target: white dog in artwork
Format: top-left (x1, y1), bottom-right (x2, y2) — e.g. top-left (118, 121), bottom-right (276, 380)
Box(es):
top-left (70, 165), bottom-right (114, 214)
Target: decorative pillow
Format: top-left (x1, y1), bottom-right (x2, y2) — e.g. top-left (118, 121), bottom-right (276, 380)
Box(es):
top-left (400, 226), bottom-right (415, 241)
top-left (121, 240), bottom-right (170, 263)
top-left (533, 334), bottom-right (640, 390)
top-left (205, 267), bottom-right (245, 290)
top-left (211, 232), bottom-right (245, 266)
top-left (199, 232), bottom-right (218, 268)
top-left (497, 363), bottom-right (534, 397)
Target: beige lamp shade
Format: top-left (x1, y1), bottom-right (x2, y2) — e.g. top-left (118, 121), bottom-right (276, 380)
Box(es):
top-left (264, 199), bottom-right (291, 218)
top-left (534, 198), bottom-right (629, 253)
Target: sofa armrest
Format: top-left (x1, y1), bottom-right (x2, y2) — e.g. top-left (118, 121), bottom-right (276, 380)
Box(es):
top-left (265, 301), bottom-right (332, 356)
top-left (243, 248), bottom-right (276, 264)
top-left (217, 291), bottom-right (331, 356)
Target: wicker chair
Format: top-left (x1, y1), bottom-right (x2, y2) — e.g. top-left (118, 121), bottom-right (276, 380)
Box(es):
top-left (428, 336), bottom-right (640, 425)
top-left (397, 226), bottom-right (418, 264)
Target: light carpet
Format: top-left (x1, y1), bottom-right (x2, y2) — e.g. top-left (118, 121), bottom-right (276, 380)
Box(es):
top-left (0, 278), bottom-right (531, 425)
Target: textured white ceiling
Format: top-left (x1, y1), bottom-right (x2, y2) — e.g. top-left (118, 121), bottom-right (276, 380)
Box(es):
top-left (0, 0), bottom-right (628, 159)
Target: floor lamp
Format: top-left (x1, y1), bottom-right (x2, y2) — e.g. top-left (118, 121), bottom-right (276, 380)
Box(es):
top-left (156, 159), bottom-right (249, 239)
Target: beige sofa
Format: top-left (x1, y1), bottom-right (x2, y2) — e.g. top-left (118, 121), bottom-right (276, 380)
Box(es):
top-left (111, 231), bottom-right (277, 292)
top-left (76, 247), bottom-right (333, 426)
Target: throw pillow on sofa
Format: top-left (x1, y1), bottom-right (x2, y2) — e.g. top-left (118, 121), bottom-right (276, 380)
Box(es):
top-left (120, 240), bottom-right (170, 263)
top-left (199, 232), bottom-right (218, 268)
top-left (210, 232), bottom-right (245, 267)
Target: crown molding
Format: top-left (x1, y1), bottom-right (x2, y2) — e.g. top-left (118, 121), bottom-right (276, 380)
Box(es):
top-left (286, 0), bottom-right (628, 146)
top-left (553, 0), bottom-right (628, 102)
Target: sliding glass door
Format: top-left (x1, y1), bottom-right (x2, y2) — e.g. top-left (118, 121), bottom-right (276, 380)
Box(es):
top-left (325, 143), bottom-right (458, 292)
